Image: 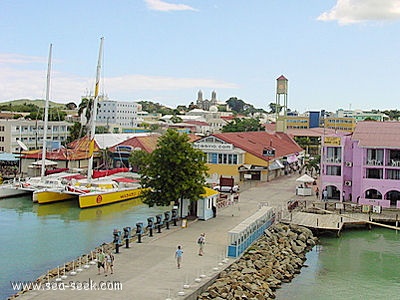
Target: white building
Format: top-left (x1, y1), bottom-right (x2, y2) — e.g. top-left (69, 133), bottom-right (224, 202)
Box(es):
top-left (0, 119), bottom-right (70, 153)
top-left (96, 100), bottom-right (142, 128)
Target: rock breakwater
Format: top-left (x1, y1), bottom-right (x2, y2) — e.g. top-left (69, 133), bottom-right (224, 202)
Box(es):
top-left (198, 223), bottom-right (318, 300)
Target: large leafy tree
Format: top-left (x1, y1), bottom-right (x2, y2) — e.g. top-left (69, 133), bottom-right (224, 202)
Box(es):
top-left (129, 129), bottom-right (208, 207)
top-left (222, 117), bottom-right (264, 132)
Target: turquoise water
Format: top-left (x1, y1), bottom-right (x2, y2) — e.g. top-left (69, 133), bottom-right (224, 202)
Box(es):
top-left (3, 197), bottom-right (400, 300)
top-left (0, 196), bottom-right (171, 300)
top-left (276, 228), bottom-right (400, 300)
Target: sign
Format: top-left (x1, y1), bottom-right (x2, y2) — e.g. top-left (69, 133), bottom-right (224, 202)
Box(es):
top-left (372, 205), bottom-right (381, 213)
top-left (115, 145), bottom-right (134, 152)
top-left (324, 137), bottom-right (341, 146)
top-left (263, 148), bottom-right (275, 157)
top-left (194, 143), bottom-right (233, 151)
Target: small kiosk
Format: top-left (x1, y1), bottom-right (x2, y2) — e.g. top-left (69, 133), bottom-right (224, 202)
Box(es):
top-left (295, 174), bottom-right (315, 196)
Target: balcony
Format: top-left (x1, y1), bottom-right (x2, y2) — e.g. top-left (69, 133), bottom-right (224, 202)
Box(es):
top-left (366, 159), bottom-right (382, 166)
top-left (326, 157), bottom-right (341, 164)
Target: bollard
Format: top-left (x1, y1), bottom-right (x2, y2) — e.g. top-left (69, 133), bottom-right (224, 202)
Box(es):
top-left (172, 209), bottom-right (178, 226)
top-left (156, 214), bottom-right (163, 233)
top-left (164, 211), bottom-right (170, 230)
top-left (136, 222), bottom-right (143, 243)
top-left (147, 217), bottom-right (154, 237)
top-left (113, 229), bottom-right (122, 254)
top-left (123, 227), bottom-right (131, 248)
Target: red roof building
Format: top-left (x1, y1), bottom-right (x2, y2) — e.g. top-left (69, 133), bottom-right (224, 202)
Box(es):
top-left (194, 131), bottom-right (303, 183)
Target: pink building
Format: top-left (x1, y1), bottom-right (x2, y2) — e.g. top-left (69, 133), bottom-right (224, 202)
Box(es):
top-left (320, 121), bottom-right (400, 208)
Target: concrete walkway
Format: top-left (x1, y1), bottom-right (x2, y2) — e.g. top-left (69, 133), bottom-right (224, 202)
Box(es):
top-left (16, 175), bottom-right (300, 300)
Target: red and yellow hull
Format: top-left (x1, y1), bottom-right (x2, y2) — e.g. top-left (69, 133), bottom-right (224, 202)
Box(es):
top-left (78, 187), bottom-right (144, 208)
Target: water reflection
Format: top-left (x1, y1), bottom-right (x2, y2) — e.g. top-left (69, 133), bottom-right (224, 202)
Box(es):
top-left (0, 195), bottom-right (171, 300)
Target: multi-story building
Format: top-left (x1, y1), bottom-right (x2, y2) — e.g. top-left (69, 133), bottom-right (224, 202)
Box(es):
top-left (320, 121), bottom-right (400, 208)
top-left (96, 100), bottom-right (142, 132)
top-left (193, 131), bottom-right (303, 184)
top-left (0, 119), bottom-right (70, 153)
top-left (323, 116), bottom-right (356, 132)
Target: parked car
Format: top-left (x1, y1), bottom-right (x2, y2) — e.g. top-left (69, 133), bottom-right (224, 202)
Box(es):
top-left (213, 185), bottom-right (239, 193)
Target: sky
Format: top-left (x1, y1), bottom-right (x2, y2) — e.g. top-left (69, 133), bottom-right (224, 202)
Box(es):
top-left (1, 0), bottom-right (400, 113)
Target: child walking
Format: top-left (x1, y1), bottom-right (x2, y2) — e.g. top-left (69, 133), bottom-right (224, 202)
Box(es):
top-left (175, 245), bottom-right (183, 269)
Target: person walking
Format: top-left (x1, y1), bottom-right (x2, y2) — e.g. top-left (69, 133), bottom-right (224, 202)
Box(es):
top-left (315, 187), bottom-right (319, 199)
top-left (323, 189), bottom-right (328, 201)
top-left (105, 251), bottom-right (114, 275)
top-left (197, 233), bottom-right (205, 256)
top-left (97, 249), bottom-right (106, 275)
top-left (175, 245), bottom-right (183, 269)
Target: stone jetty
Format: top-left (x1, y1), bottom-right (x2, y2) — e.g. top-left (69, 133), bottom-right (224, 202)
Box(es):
top-left (198, 223), bottom-right (318, 300)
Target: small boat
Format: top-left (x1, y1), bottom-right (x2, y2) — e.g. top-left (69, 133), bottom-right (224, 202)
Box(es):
top-left (0, 179), bottom-right (30, 199)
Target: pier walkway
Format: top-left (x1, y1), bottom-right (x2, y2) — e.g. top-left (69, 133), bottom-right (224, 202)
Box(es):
top-left (15, 175), bottom-right (299, 300)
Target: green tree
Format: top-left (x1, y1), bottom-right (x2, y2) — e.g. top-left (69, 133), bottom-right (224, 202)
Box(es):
top-left (65, 102), bottom-right (77, 110)
top-left (129, 129), bottom-right (208, 208)
top-left (170, 115), bottom-right (183, 123)
top-left (67, 122), bottom-right (85, 143)
top-left (268, 102), bottom-right (282, 114)
top-left (222, 118), bottom-right (264, 132)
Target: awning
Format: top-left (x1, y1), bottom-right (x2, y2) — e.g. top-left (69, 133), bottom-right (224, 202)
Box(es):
top-left (268, 159), bottom-right (284, 171)
top-left (0, 152), bottom-right (19, 162)
top-left (29, 159), bottom-right (57, 167)
top-left (238, 164), bottom-right (267, 171)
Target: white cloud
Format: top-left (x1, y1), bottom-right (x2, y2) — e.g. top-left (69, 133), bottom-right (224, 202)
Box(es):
top-left (0, 53), bottom-right (46, 65)
top-left (0, 65), bottom-right (237, 103)
top-left (318, 0), bottom-right (400, 25)
top-left (144, 0), bottom-right (197, 12)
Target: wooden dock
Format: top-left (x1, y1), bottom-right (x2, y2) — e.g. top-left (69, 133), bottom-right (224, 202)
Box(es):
top-left (281, 209), bottom-right (400, 236)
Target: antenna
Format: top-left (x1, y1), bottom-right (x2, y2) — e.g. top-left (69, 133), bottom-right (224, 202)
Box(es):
top-left (17, 140), bottom-right (28, 151)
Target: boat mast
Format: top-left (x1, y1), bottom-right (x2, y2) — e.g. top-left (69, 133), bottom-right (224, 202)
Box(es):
top-left (41, 43), bottom-right (52, 180)
top-left (87, 37), bottom-right (104, 184)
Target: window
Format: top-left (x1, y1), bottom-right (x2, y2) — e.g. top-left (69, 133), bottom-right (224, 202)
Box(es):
top-left (367, 149), bottom-right (383, 163)
top-left (326, 165), bottom-right (341, 176)
top-left (207, 152), bottom-right (239, 165)
top-left (326, 147), bottom-right (342, 162)
top-left (387, 169), bottom-right (400, 180)
top-left (366, 168), bottom-right (383, 179)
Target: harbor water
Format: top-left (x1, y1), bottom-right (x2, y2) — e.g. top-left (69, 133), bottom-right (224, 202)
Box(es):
top-left (276, 227), bottom-right (400, 300)
top-left (2, 196), bottom-right (400, 300)
top-left (0, 196), bottom-right (171, 300)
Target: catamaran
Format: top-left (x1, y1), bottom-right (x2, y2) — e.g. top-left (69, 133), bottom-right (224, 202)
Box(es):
top-left (34, 38), bottom-right (145, 208)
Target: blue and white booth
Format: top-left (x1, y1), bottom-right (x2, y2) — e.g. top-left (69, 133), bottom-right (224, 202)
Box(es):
top-left (180, 187), bottom-right (219, 221)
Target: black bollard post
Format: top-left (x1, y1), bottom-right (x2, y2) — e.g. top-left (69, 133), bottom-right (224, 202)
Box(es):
top-left (113, 229), bottom-right (122, 254)
top-left (156, 214), bottom-right (162, 233)
top-left (136, 222), bottom-right (143, 243)
top-left (147, 217), bottom-right (154, 237)
top-left (123, 227), bottom-right (131, 248)
top-left (172, 209), bottom-right (178, 226)
top-left (164, 211), bottom-right (170, 230)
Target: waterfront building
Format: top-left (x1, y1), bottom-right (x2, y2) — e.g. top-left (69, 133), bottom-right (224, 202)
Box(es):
top-left (0, 119), bottom-right (70, 153)
top-left (320, 121), bottom-right (400, 208)
top-left (193, 131), bottom-right (303, 184)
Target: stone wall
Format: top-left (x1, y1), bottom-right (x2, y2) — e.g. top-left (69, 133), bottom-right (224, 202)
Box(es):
top-left (198, 223), bottom-right (318, 300)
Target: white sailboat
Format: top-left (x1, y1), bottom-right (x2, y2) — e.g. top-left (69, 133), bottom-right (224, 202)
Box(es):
top-left (0, 45), bottom-right (56, 200)
top-left (20, 44), bottom-right (80, 203)
top-left (71, 38), bottom-right (145, 208)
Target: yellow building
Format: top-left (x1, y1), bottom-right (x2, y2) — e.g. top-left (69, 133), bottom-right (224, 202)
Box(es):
top-left (193, 131), bottom-right (303, 184)
top-left (324, 117), bottom-right (356, 132)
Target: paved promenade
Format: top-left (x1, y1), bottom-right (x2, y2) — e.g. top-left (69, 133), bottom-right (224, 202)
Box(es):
top-left (16, 175), bottom-right (299, 300)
